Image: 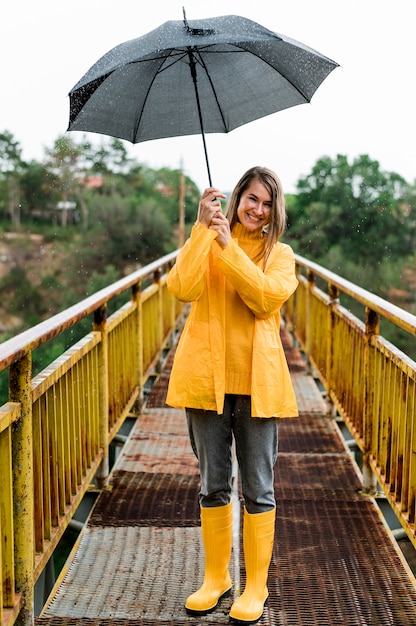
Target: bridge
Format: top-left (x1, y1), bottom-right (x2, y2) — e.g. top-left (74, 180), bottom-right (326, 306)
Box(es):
top-left (1, 251), bottom-right (416, 625)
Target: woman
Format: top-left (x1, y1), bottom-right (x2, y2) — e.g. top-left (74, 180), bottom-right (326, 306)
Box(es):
top-left (166, 166), bottom-right (298, 624)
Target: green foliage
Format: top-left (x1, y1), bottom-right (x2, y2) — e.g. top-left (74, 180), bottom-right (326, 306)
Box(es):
top-left (86, 265), bottom-right (130, 314)
top-left (0, 370), bottom-right (7, 405)
top-left (79, 192), bottom-right (173, 271)
top-left (0, 265), bottom-right (45, 319)
top-left (285, 154), bottom-right (416, 358)
top-left (20, 160), bottom-right (60, 217)
top-left (289, 154), bottom-right (410, 264)
top-left (0, 130), bottom-right (23, 173)
top-left (86, 264), bottom-right (120, 295)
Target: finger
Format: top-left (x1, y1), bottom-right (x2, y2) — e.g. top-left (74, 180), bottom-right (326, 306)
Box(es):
top-left (202, 188), bottom-right (226, 201)
top-left (203, 187), bottom-right (220, 198)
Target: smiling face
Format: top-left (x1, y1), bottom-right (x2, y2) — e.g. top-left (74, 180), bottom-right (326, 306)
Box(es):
top-left (236, 179), bottom-right (272, 233)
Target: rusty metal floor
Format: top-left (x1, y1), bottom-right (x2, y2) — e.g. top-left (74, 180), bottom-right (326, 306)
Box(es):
top-left (37, 327), bottom-right (416, 625)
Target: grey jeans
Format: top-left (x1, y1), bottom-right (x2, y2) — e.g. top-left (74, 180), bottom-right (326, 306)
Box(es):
top-left (186, 395), bottom-right (279, 514)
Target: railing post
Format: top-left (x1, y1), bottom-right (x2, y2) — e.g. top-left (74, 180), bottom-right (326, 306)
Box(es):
top-left (132, 281), bottom-right (144, 409)
top-left (362, 306), bottom-right (380, 495)
top-left (93, 304), bottom-right (109, 488)
top-left (154, 268), bottom-right (164, 373)
top-left (168, 261), bottom-right (177, 349)
top-left (305, 269), bottom-right (316, 362)
top-left (326, 283), bottom-right (339, 416)
top-left (9, 353), bottom-right (34, 626)
top-left (282, 266), bottom-right (297, 338)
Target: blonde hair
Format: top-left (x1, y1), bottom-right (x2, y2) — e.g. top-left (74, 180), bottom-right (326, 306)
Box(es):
top-left (225, 166), bottom-right (286, 268)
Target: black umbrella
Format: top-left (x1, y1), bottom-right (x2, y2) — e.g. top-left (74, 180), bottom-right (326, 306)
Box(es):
top-left (68, 10), bottom-right (338, 185)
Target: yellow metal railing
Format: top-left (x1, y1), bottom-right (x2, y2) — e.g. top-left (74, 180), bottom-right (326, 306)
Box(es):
top-left (285, 255), bottom-right (416, 550)
top-left (0, 251), bottom-right (182, 626)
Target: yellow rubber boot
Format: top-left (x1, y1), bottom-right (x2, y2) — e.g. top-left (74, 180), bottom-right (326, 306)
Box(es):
top-left (229, 507), bottom-right (276, 624)
top-left (185, 502), bottom-right (233, 615)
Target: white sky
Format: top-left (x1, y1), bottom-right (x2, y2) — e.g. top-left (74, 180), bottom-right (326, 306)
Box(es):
top-left (2, 0), bottom-right (415, 194)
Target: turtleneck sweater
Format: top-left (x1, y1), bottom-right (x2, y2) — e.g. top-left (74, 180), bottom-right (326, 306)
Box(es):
top-left (221, 222), bottom-right (266, 396)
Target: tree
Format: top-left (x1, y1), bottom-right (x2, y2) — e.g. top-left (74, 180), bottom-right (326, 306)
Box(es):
top-left (401, 182), bottom-right (416, 253)
top-left (85, 137), bottom-right (132, 175)
top-left (76, 192), bottom-right (173, 276)
top-left (20, 160), bottom-right (59, 220)
top-left (290, 154), bottom-right (410, 263)
top-left (44, 136), bottom-right (89, 227)
top-left (0, 131), bottom-right (25, 226)
top-left (143, 167), bottom-right (201, 226)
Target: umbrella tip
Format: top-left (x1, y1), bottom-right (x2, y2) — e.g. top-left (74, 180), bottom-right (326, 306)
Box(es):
top-left (182, 6), bottom-right (189, 30)
top-left (182, 7), bottom-right (215, 36)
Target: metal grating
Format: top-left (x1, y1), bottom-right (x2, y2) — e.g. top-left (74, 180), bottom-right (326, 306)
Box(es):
top-left (275, 453), bottom-right (363, 500)
top-left (37, 325), bottom-right (416, 626)
top-left (268, 498), bottom-right (416, 625)
top-left (129, 409), bottom-right (191, 437)
top-left (144, 373), bottom-right (170, 408)
top-left (89, 471), bottom-right (200, 527)
top-left (227, 498), bottom-right (416, 626)
top-left (278, 412), bottom-right (345, 453)
top-left (41, 526), bottom-right (233, 623)
top-left (162, 345), bottom-right (177, 372)
top-left (291, 372), bottom-right (328, 414)
top-left (116, 409), bottom-right (199, 475)
top-left (39, 504), bottom-right (416, 625)
top-left (280, 326), bottom-right (307, 373)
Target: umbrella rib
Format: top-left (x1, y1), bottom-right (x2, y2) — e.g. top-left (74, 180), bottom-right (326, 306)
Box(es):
top-left (131, 50), bottom-right (186, 142)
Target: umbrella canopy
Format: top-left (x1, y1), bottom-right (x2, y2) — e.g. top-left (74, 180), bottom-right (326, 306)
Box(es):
top-left (68, 12), bottom-right (338, 185)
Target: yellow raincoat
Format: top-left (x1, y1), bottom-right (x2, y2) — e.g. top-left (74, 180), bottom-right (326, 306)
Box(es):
top-left (166, 221), bottom-right (299, 418)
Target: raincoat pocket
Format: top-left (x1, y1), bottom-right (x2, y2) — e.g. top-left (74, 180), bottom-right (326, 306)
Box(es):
top-left (174, 320), bottom-right (213, 373)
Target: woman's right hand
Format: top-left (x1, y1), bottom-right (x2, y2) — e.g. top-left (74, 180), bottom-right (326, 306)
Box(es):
top-left (197, 187), bottom-right (227, 228)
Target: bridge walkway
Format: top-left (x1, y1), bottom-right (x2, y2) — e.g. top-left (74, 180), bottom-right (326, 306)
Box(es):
top-left (36, 326), bottom-right (416, 625)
